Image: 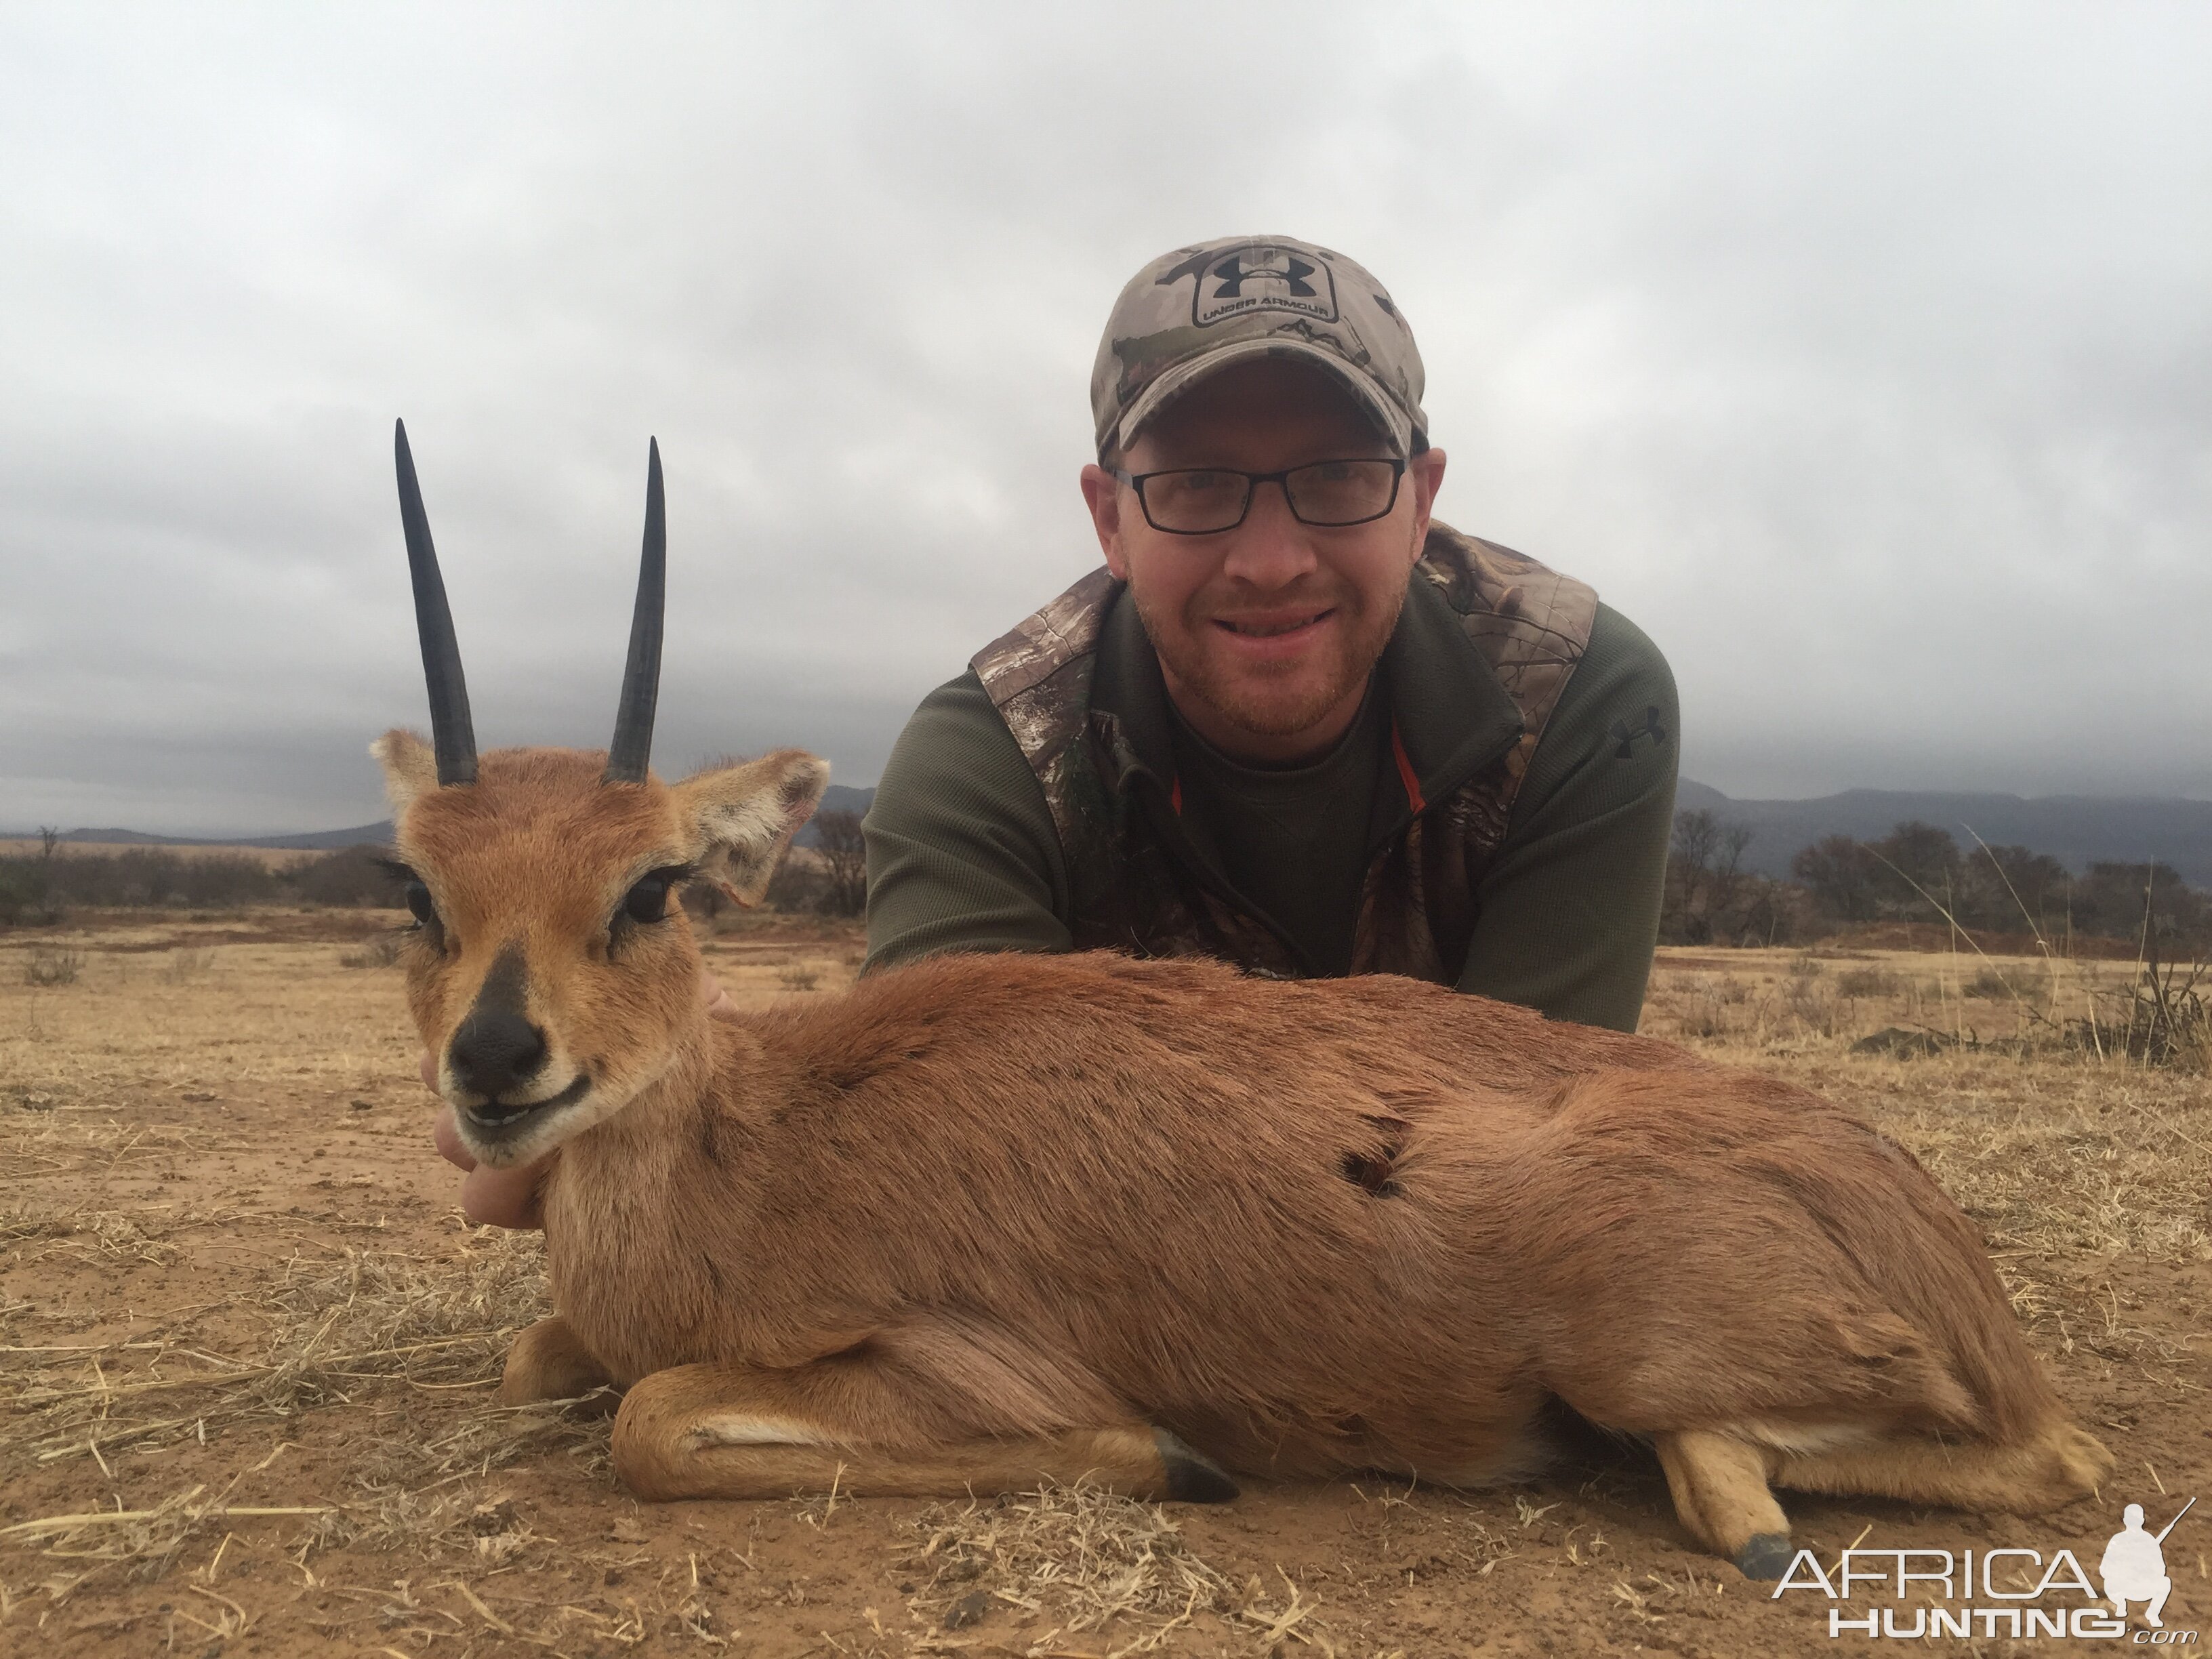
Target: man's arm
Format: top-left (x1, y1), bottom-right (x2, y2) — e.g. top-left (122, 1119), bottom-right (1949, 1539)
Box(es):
top-left (863, 669), bottom-right (1073, 972)
top-left (1454, 602), bottom-right (1678, 1032)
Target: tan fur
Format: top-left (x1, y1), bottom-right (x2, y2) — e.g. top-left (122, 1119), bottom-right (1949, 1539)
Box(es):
top-left (386, 741), bottom-right (2112, 1572)
top-left (371, 729), bottom-right (440, 817)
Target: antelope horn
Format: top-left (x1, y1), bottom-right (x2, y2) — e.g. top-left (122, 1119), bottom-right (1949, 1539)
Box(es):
top-left (393, 419), bottom-right (478, 787)
top-left (603, 437), bottom-right (665, 785)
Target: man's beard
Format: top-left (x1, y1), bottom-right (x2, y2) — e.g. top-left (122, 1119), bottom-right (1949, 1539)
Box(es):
top-left (1130, 577), bottom-right (1406, 739)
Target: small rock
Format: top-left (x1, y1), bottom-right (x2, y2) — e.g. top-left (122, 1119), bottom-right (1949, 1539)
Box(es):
top-left (1849, 1027), bottom-right (1956, 1059)
top-left (610, 1515), bottom-right (647, 1543)
top-left (943, 1590), bottom-right (993, 1630)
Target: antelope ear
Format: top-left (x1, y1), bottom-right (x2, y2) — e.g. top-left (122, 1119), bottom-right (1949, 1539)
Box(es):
top-left (672, 749), bottom-right (831, 906)
top-left (371, 729), bottom-right (441, 819)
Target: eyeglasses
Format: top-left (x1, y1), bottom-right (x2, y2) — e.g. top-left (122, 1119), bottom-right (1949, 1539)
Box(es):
top-left (1112, 459), bottom-right (1406, 535)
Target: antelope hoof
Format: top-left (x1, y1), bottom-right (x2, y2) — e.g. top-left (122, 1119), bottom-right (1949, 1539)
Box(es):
top-left (1734, 1532), bottom-right (1795, 1581)
top-left (1155, 1430), bottom-right (1238, 1503)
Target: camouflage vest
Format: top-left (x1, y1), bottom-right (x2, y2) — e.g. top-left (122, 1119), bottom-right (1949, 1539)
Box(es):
top-left (969, 525), bottom-right (1598, 983)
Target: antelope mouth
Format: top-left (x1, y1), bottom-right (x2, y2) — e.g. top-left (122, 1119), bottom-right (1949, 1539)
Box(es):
top-left (464, 1073), bottom-right (592, 1137)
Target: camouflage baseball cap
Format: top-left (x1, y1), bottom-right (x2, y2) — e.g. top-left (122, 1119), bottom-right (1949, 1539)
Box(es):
top-left (1091, 236), bottom-right (1427, 459)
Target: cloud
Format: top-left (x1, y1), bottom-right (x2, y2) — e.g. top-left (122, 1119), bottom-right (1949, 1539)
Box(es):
top-left (1, 1), bottom-right (2206, 832)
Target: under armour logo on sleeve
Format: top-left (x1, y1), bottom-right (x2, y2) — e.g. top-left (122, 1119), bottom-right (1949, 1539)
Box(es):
top-left (1610, 705), bottom-right (1669, 760)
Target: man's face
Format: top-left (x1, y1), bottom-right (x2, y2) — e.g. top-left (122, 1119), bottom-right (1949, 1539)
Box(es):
top-left (1080, 358), bottom-right (1447, 764)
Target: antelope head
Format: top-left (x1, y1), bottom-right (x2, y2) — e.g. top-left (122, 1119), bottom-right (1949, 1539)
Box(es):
top-left (374, 422), bottom-right (827, 1168)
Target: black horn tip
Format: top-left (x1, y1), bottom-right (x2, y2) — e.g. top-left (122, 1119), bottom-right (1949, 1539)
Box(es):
top-left (601, 434), bottom-right (667, 787)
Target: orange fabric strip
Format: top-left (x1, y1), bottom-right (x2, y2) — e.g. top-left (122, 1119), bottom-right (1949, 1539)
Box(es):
top-left (1390, 722), bottom-right (1425, 815)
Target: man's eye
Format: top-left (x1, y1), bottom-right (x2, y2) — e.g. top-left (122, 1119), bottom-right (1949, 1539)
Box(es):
top-left (1164, 470), bottom-right (1232, 495)
top-left (405, 881), bottom-right (436, 925)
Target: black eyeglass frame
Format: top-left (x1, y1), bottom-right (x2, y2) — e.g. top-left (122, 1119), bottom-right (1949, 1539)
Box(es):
top-left (1111, 458), bottom-right (1408, 535)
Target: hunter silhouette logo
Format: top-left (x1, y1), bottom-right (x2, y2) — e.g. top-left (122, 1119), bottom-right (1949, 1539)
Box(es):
top-left (2104, 1498), bottom-right (2192, 1628)
top-left (1193, 243), bottom-right (1338, 326)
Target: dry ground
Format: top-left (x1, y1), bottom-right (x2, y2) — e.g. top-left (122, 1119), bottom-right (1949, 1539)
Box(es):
top-left (2, 914), bottom-right (2206, 1658)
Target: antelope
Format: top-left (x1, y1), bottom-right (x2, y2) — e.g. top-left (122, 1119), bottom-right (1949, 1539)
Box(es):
top-left (376, 422), bottom-right (2110, 1580)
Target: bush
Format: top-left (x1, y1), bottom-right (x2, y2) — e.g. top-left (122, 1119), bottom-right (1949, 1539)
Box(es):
top-left (813, 809), bottom-right (867, 918)
top-left (0, 861), bottom-right (58, 927)
top-left (1835, 966), bottom-right (1904, 999)
top-left (24, 946), bottom-right (83, 986)
top-left (293, 845), bottom-right (407, 907)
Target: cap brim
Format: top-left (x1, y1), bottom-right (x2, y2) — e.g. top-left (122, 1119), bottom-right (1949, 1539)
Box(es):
top-left (1113, 337), bottom-right (1414, 458)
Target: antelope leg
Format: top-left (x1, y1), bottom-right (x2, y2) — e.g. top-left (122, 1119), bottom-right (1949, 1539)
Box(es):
top-left (497, 1315), bottom-right (616, 1407)
top-left (610, 1358), bottom-right (1235, 1504)
top-left (1654, 1429), bottom-right (1794, 1580)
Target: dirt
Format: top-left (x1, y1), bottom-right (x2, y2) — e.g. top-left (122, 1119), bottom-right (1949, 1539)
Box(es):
top-left (3, 921), bottom-right (2207, 1657)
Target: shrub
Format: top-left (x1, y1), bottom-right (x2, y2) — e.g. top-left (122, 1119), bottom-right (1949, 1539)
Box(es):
top-left (293, 845), bottom-right (407, 907)
top-left (24, 946), bottom-right (83, 986)
top-left (1835, 966), bottom-right (1904, 999)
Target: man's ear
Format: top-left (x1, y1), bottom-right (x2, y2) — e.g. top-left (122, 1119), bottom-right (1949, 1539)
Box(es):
top-left (371, 730), bottom-right (441, 820)
top-left (670, 749), bottom-right (832, 906)
top-left (1406, 446), bottom-right (1448, 559)
top-left (1079, 461), bottom-right (1131, 580)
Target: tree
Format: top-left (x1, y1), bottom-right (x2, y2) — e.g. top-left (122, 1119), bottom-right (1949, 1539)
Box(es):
top-left (1954, 842), bottom-right (2069, 935)
top-left (813, 808), bottom-right (868, 918)
top-left (1867, 821), bottom-right (1965, 920)
top-left (1791, 835), bottom-right (1881, 923)
top-left (1664, 808), bottom-right (1756, 944)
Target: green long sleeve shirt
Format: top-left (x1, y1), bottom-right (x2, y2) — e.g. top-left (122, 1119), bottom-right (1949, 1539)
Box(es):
top-left (861, 573), bottom-right (1677, 1032)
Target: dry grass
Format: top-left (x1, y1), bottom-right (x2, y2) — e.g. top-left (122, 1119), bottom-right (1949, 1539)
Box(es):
top-left (336, 933), bottom-right (404, 970)
top-left (903, 1483), bottom-right (1321, 1654)
top-left (1644, 946), bottom-right (2212, 1267)
top-left (3, 1231), bottom-right (552, 1459)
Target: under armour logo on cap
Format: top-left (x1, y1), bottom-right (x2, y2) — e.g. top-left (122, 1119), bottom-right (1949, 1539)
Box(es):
top-left (1193, 244), bottom-right (1339, 326)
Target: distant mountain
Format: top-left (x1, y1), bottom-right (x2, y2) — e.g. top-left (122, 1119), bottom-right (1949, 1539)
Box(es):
top-left (19, 823), bottom-right (396, 851)
top-left (16, 783), bottom-right (2206, 884)
top-left (6, 783), bottom-right (882, 854)
top-left (1676, 781), bottom-right (2212, 886)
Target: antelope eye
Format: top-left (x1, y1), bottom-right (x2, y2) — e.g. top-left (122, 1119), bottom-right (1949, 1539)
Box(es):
top-left (405, 880), bottom-right (436, 925)
top-left (622, 872), bottom-right (675, 924)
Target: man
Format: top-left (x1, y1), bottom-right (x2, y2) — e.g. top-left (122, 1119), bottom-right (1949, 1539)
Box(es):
top-left (863, 235), bottom-right (1677, 1024)
top-left (435, 234), bottom-right (1677, 1226)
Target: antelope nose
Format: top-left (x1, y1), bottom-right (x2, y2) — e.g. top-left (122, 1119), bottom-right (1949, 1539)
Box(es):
top-left (447, 1009), bottom-right (548, 1099)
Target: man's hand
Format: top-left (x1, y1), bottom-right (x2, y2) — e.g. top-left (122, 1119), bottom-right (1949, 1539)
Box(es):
top-left (428, 966), bottom-right (731, 1229)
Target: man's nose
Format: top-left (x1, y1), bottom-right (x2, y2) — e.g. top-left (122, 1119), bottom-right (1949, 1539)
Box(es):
top-left (1218, 479), bottom-right (1319, 589)
top-left (447, 1008), bottom-right (548, 1100)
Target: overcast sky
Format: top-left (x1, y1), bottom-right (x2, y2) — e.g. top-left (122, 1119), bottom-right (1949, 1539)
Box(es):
top-left (2, 3), bottom-right (2206, 835)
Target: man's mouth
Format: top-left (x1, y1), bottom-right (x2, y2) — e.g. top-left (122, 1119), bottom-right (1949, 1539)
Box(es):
top-left (1213, 609), bottom-right (1334, 639)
